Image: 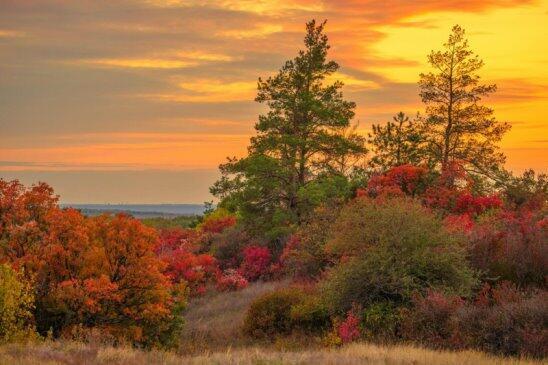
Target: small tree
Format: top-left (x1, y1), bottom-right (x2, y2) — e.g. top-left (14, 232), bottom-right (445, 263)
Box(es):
top-left (0, 264), bottom-right (36, 343)
top-left (418, 25), bottom-right (510, 177)
top-left (368, 112), bottom-right (424, 171)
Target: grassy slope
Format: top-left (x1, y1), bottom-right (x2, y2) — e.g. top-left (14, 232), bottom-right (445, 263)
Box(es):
top-left (180, 281), bottom-right (288, 352)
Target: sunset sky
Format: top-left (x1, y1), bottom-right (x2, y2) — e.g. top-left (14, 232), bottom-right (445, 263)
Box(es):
top-left (1, 0), bottom-right (547, 203)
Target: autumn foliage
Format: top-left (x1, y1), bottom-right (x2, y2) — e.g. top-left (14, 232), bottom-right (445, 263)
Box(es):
top-left (239, 246), bottom-right (272, 281)
top-left (0, 180), bottom-right (184, 348)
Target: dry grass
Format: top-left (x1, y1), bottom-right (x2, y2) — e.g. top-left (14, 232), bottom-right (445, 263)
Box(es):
top-left (0, 341), bottom-right (544, 365)
top-left (180, 280), bottom-right (288, 352)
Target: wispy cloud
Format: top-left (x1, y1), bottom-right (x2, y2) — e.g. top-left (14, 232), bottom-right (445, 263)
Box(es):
top-left (0, 0), bottom-right (546, 190)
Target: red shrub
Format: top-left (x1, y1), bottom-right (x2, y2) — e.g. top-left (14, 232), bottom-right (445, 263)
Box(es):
top-left (404, 284), bottom-right (548, 358)
top-left (200, 215), bottom-right (237, 234)
top-left (216, 268), bottom-right (248, 291)
top-left (156, 228), bottom-right (201, 253)
top-left (402, 290), bottom-right (464, 348)
top-left (443, 214), bottom-right (475, 234)
top-left (158, 249), bottom-right (217, 295)
top-left (455, 289), bottom-right (548, 358)
top-left (468, 211), bottom-right (547, 287)
top-left (338, 311), bottom-right (361, 344)
top-left (454, 193), bottom-right (502, 216)
top-left (239, 245), bottom-right (271, 281)
top-left (367, 165), bottom-right (428, 198)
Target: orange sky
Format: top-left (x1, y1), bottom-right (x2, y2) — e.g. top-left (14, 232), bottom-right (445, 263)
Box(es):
top-left (0, 0), bottom-right (546, 202)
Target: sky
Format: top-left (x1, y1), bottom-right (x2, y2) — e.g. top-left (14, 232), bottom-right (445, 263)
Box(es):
top-left (1, 0), bottom-right (547, 203)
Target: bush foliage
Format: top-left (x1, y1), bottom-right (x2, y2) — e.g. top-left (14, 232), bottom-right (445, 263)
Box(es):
top-left (0, 264), bottom-right (36, 343)
top-left (322, 197), bottom-right (477, 313)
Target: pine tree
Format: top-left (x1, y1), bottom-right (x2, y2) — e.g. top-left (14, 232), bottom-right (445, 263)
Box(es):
top-left (418, 25), bottom-right (510, 177)
top-left (211, 20), bottom-right (366, 237)
top-left (368, 112), bottom-right (423, 171)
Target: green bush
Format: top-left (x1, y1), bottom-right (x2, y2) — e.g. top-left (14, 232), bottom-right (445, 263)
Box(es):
top-left (243, 288), bottom-right (307, 338)
top-left (361, 302), bottom-right (402, 340)
top-left (282, 205), bottom-right (341, 278)
top-left (290, 296), bottom-right (331, 333)
top-left (321, 197), bottom-right (477, 313)
top-left (0, 264), bottom-right (37, 343)
top-left (243, 287), bottom-right (331, 338)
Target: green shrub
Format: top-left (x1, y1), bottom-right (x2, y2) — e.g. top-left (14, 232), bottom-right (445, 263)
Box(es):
top-left (282, 205), bottom-right (341, 278)
top-left (0, 264), bottom-right (37, 343)
top-left (243, 288), bottom-right (305, 338)
top-left (361, 302), bottom-right (402, 340)
top-left (289, 296), bottom-right (331, 333)
top-left (321, 197), bottom-right (477, 313)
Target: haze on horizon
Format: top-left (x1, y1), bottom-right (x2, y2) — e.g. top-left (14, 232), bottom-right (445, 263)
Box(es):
top-left (1, 0), bottom-right (547, 203)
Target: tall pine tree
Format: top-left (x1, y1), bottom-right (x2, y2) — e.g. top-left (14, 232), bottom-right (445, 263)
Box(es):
top-left (211, 20), bottom-right (366, 238)
top-left (418, 25), bottom-right (510, 177)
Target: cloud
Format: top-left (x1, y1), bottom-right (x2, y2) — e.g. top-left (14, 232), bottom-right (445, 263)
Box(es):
top-left (218, 24), bottom-right (284, 39)
top-left (79, 58), bottom-right (198, 69)
top-left (135, 79), bottom-right (257, 102)
top-left (1, 0), bottom-right (546, 194)
top-left (0, 29), bottom-right (25, 37)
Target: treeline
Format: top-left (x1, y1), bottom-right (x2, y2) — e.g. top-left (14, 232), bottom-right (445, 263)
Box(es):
top-left (0, 20), bottom-right (546, 357)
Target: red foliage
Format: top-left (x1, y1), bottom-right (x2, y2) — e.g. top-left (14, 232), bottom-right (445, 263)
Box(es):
top-left (467, 210), bottom-right (547, 287)
top-left (216, 268), bottom-right (248, 291)
top-left (156, 228), bottom-right (201, 253)
top-left (239, 245), bottom-right (272, 281)
top-left (366, 165), bottom-right (428, 198)
top-left (443, 214), bottom-right (475, 234)
top-left (338, 311), bottom-right (361, 344)
top-left (154, 229), bottom-right (218, 296)
top-left (200, 215), bottom-right (237, 234)
top-left (453, 193), bottom-right (502, 216)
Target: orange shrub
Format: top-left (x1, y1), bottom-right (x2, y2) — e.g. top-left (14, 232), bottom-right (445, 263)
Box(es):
top-left (0, 179), bottom-right (185, 348)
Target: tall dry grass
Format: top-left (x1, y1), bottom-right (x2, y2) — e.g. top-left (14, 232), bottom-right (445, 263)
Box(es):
top-left (0, 341), bottom-right (543, 365)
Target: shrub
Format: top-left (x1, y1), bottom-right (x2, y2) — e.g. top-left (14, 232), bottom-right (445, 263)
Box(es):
top-left (198, 208), bottom-right (237, 234)
top-left (455, 289), bottom-right (548, 358)
top-left (402, 284), bottom-right (548, 358)
top-left (210, 226), bottom-right (251, 269)
top-left (289, 295), bottom-right (331, 333)
top-left (281, 205), bottom-right (340, 278)
top-left (453, 193), bottom-right (502, 216)
top-left (216, 269), bottom-right (248, 291)
top-left (361, 302), bottom-right (402, 340)
top-left (156, 228), bottom-right (201, 254)
top-left (322, 197), bottom-right (477, 313)
top-left (0, 264), bottom-right (36, 343)
top-left (243, 288), bottom-right (305, 338)
top-left (337, 310), bottom-right (360, 344)
top-left (468, 211), bottom-right (547, 287)
top-left (366, 165), bottom-right (429, 197)
top-left (0, 180), bottom-right (186, 348)
top-left (401, 290), bottom-right (464, 348)
top-left (239, 246), bottom-right (272, 281)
